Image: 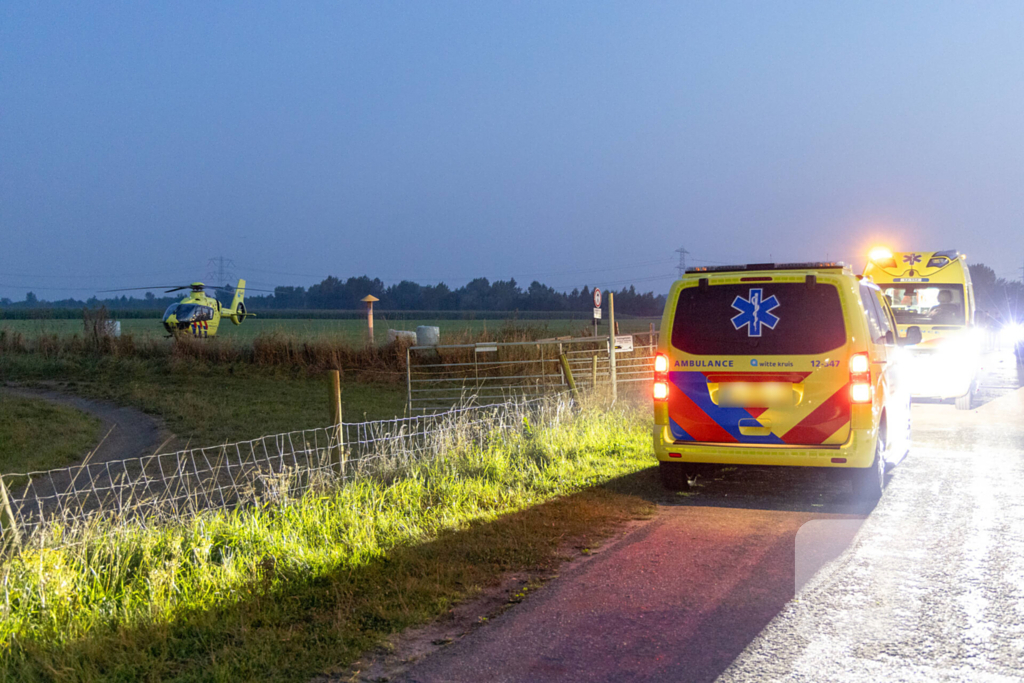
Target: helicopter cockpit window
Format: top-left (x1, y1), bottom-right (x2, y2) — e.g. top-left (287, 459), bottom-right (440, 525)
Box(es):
top-left (164, 304), bottom-right (214, 323)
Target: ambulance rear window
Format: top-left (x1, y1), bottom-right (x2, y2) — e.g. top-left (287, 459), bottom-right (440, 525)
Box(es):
top-left (672, 282), bottom-right (846, 355)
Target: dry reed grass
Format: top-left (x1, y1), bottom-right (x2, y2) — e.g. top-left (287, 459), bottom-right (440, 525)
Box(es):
top-left (0, 318), bottom-right (578, 382)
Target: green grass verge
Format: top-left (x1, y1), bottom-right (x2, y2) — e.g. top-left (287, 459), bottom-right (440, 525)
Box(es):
top-left (0, 394), bottom-right (102, 474)
top-left (0, 403), bottom-right (657, 682)
top-left (0, 354), bottom-right (406, 447)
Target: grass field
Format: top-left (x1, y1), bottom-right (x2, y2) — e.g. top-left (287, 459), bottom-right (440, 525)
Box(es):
top-left (0, 399), bottom-right (658, 682)
top-left (0, 394), bottom-right (102, 474)
top-left (0, 316), bottom-right (659, 344)
top-left (0, 354), bottom-right (407, 449)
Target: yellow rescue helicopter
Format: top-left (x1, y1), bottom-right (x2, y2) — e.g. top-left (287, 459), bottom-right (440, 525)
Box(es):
top-left (160, 280), bottom-right (253, 338)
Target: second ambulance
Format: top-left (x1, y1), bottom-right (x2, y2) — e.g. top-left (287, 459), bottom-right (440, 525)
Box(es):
top-left (863, 248), bottom-right (980, 410)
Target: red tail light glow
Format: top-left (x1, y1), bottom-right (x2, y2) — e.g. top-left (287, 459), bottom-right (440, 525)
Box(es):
top-left (654, 353), bottom-right (669, 401)
top-left (654, 353), bottom-right (669, 374)
top-left (849, 352), bottom-right (871, 403)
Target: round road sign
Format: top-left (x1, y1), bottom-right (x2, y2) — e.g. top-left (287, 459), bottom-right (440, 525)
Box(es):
top-left (593, 288), bottom-right (602, 308)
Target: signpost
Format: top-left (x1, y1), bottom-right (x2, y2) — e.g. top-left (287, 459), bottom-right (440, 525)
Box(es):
top-left (613, 335), bottom-right (633, 353)
top-left (592, 287), bottom-right (602, 337)
top-left (608, 291), bottom-right (617, 401)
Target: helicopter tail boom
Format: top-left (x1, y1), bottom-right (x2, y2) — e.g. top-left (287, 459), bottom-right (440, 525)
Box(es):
top-left (228, 279), bottom-right (253, 325)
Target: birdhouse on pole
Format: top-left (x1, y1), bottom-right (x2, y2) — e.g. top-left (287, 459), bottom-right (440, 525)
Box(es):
top-left (361, 295), bottom-right (379, 345)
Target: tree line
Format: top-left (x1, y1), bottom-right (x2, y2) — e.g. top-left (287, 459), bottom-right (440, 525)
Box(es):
top-left (0, 276), bottom-right (668, 317)
top-left (968, 264), bottom-right (1024, 324)
top-left (6, 266), bottom-right (1019, 322)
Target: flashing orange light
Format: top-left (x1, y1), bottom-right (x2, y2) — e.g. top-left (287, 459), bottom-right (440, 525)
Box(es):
top-left (868, 246), bottom-right (893, 263)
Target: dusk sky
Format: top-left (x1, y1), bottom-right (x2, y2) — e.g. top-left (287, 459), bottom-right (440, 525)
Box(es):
top-left (2, 1), bottom-right (1023, 302)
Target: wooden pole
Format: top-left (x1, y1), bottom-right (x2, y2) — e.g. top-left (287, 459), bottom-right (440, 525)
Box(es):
top-left (591, 354), bottom-right (598, 389)
top-left (405, 346), bottom-right (413, 414)
top-left (0, 477), bottom-right (22, 553)
top-left (559, 353), bottom-right (582, 405)
top-left (367, 302), bottom-right (374, 345)
top-left (609, 292), bottom-right (617, 402)
top-left (328, 370), bottom-right (345, 476)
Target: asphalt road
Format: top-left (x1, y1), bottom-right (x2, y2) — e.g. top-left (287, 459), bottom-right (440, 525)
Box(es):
top-left (395, 349), bottom-right (1024, 683)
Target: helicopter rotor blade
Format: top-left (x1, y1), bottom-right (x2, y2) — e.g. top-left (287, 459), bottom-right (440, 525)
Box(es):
top-left (98, 286), bottom-right (185, 293)
top-left (97, 282), bottom-right (277, 295)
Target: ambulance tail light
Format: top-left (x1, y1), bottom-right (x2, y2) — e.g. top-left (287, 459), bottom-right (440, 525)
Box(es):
top-left (850, 352), bottom-right (872, 403)
top-left (654, 353), bottom-right (669, 401)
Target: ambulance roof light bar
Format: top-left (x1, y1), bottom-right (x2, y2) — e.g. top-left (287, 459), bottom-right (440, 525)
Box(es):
top-left (685, 261), bottom-right (849, 274)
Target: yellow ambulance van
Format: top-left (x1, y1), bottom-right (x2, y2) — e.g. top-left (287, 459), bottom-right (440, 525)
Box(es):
top-left (863, 248), bottom-right (980, 409)
top-left (653, 262), bottom-right (918, 499)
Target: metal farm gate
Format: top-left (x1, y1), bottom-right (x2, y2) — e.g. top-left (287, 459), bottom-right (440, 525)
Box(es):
top-left (404, 333), bottom-right (658, 413)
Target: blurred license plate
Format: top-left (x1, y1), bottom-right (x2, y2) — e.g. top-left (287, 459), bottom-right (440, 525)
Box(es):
top-left (717, 382), bottom-right (793, 407)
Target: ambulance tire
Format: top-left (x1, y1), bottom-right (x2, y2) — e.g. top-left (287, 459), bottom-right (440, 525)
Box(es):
top-left (659, 461), bottom-right (690, 491)
top-left (851, 439), bottom-right (885, 501)
top-left (954, 392), bottom-right (972, 411)
top-left (955, 381), bottom-right (976, 411)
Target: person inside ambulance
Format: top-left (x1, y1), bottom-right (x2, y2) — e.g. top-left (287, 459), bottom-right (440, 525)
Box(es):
top-left (928, 289), bottom-right (962, 323)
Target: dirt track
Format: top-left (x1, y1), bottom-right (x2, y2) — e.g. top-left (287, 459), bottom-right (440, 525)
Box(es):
top-left (1, 385), bottom-right (173, 471)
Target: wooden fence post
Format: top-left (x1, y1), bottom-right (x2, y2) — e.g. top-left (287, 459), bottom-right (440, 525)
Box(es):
top-left (559, 354), bottom-right (582, 406)
top-left (0, 477), bottom-right (22, 553)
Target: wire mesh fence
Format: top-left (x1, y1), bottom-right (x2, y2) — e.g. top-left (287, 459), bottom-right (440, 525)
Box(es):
top-left (0, 396), bottom-right (571, 552)
top-left (405, 333), bottom-right (658, 413)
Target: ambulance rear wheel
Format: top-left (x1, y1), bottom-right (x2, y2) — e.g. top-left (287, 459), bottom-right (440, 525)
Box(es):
top-left (851, 440), bottom-right (885, 501)
top-left (659, 461), bottom-right (690, 491)
top-left (955, 388), bottom-right (973, 411)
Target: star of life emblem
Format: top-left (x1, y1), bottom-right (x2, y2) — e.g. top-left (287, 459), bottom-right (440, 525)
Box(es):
top-left (731, 288), bottom-right (781, 337)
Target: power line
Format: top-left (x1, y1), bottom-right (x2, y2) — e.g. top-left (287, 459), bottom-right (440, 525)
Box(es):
top-left (675, 247), bottom-right (690, 278)
top-left (548, 273), bottom-right (677, 292)
top-left (238, 256), bottom-right (678, 286)
top-left (206, 257), bottom-right (236, 287)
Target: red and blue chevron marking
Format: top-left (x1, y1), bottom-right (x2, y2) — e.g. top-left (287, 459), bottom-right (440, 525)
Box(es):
top-left (668, 371), bottom-right (785, 444)
top-left (668, 371), bottom-right (850, 446)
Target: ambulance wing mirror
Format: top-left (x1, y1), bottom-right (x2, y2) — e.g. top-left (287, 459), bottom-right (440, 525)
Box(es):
top-left (900, 326), bottom-right (922, 346)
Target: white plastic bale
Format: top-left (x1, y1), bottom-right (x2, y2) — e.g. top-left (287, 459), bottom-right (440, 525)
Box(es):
top-left (416, 326), bottom-right (440, 346)
top-left (387, 329), bottom-right (418, 345)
